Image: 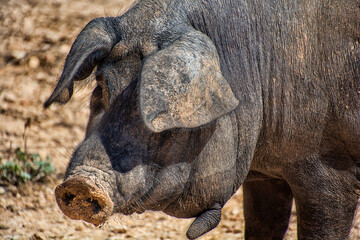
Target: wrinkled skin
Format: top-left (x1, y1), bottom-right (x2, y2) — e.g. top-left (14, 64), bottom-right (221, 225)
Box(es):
top-left (45, 0), bottom-right (360, 239)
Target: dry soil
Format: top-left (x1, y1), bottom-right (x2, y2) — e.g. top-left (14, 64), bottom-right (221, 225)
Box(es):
top-left (0, 0), bottom-right (359, 239)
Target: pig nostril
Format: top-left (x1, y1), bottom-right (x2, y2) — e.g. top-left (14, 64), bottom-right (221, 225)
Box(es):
top-left (86, 198), bottom-right (102, 214)
top-left (55, 177), bottom-right (114, 226)
top-left (64, 193), bottom-right (76, 206)
top-left (62, 193), bottom-right (103, 214)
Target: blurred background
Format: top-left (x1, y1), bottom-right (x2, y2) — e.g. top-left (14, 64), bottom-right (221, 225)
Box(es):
top-left (0, 0), bottom-right (355, 239)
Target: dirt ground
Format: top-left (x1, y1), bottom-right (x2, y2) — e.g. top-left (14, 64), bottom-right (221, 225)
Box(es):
top-left (0, 0), bottom-right (359, 239)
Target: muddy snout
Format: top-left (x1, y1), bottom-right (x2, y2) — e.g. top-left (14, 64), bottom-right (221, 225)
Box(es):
top-left (55, 177), bottom-right (114, 226)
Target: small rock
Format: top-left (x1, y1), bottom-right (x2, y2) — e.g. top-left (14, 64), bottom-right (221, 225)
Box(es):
top-left (8, 185), bottom-right (18, 196)
top-left (0, 224), bottom-right (9, 230)
top-left (29, 233), bottom-right (44, 240)
top-left (52, 0), bottom-right (62, 8)
top-left (233, 229), bottom-right (242, 234)
top-left (157, 216), bottom-right (167, 221)
top-left (59, 44), bottom-right (70, 55)
top-left (45, 187), bottom-right (53, 197)
top-left (6, 204), bottom-right (17, 213)
top-left (11, 50), bottom-right (26, 60)
top-left (0, 186), bottom-right (6, 195)
top-left (112, 226), bottom-right (127, 234)
top-left (27, 0), bottom-right (41, 7)
top-left (4, 92), bottom-right (16, 103)
top-left (29, 56), bottom-right (40, 69)
top-left (231, 208), bottom-right (240, 215)
top-left (36, 71), bottom-right (47, 81)
top-left (23, 18), bottom-right (34, 36)
top-left (45, 52), bottom-right (56, 65)
top-left (20, 100), bottom-right (31, 106)
top-left (75, 225), bottom-right (84, 231)
top-left (38, 191), bottom-right (47, 207)
top-left (0, 198), bottom-right (6, 208)
top-left (5, 235), bottom-right (20, 240)
top-left (25, 203), bottom-right (36, 210)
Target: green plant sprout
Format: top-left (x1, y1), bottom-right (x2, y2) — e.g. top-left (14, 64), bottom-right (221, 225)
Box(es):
top-left (0, 147), bottom-right (54, 185)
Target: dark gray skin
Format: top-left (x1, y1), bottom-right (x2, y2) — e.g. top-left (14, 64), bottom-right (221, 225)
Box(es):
top-left (45, 0), bottom-right (360, 239)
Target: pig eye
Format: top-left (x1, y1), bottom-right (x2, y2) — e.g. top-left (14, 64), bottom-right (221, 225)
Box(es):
top-left (89, 86), bottom-right (105, 115)
top-left (95, 73), bottom-right (110, 110)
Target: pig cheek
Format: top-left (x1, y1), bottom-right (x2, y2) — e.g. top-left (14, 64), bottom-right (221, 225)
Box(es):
top-left (142, 162), bottom-right (191, 210)
top-left (116, 165), bottom-right (152, 202)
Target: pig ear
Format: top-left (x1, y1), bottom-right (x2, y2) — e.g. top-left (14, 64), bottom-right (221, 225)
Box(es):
top-left (44, 17), bottom-right (120, 108)
top-left (139, 29), bottom-right (239, 132)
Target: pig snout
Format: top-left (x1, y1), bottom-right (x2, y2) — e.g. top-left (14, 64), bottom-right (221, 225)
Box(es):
top-left (55, 177), bottom-right (114, 226)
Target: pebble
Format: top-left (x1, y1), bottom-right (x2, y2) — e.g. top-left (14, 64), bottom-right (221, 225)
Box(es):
top-left (231, 208), bottom-right (240, 215)
top-left (38, 191), bottom-right (47, 207)
top-left (11, 50), bottom-right (26, 60)
top-left (157, 216), bottom-right (167, 221)
top-left (112, 226), bottom-right (127, 234)
top-left (23, 18), bottom-right (34, 36)
top-left (0, 198), bottom-right (6, 208)
top-left (233, 229), bottom-right (242, 234)
top-left (0, 186), bottom-right (6, 194)
top-left (5, 235), bottom-right (20, 240)
top-left (45, 52), bottom-right (56, 65)
top-left (59, 44), bottom-right (70, 55)
top-left (8, 185), bottom-right (17, 195)
top-left (75, 225), bottom-right (84, 231)
top-left (36, 71), bottom-right (47, 81)
top-left (3, 92), bottom-right (17, 103)
top-left (29, 56), bottom-right (40, 69)
top-left (29, 233), bottom-right (44, 240)
top-left (0, 224), bottom-right (9, 230)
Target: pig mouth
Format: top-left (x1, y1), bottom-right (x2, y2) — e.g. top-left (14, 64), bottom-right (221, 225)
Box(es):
top-left (120, 204), bottom-right (146, 215)
top-left (55, 177), bottom-right (114, 226)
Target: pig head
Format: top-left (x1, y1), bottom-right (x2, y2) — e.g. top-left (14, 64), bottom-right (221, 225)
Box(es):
top-left (45, 4), bottom-right (242, 239)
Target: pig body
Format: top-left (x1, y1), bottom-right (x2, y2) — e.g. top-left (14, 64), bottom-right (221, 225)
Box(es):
top-left (46, 0), bottom-right (360, 239)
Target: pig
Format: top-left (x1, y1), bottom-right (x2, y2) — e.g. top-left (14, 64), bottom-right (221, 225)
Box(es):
top-left (44, 0), bottom-right (360, 239)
